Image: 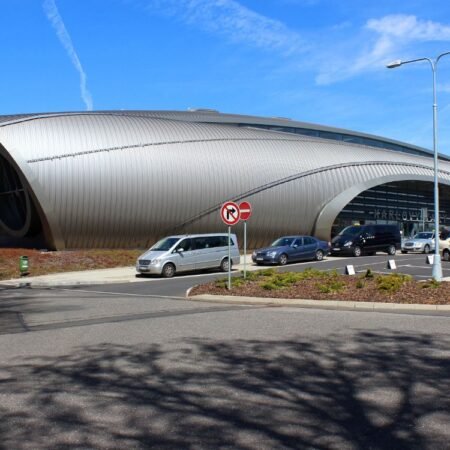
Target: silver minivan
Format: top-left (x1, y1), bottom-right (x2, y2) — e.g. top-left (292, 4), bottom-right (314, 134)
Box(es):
top-left (136, 233), bottom-right (241, 277)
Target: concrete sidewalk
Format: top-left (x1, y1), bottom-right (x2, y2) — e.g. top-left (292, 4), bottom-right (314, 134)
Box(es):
top-left (0, 254), bottom-right (258, 288)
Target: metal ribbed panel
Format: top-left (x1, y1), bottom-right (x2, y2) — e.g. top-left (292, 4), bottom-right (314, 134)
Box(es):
top-left (1, 111), bottom-right (450, 249)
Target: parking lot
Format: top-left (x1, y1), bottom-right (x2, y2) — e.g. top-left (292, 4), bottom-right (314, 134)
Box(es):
top-left (275, 251), bottom-right (450, 280)
top-left (46, 251), bottom-right (448, 302)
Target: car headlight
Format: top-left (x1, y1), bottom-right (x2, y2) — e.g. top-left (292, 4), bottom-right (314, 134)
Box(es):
top-left (252, 251), bottom-right (256, 258)
top-left (267, 251), bottom-right (277, 257)
top-left (343, 241), bottom-right (353, 247)
top-left (415, 243), bottom-right (423, 247)
top-left (151, 258), bottom-right (162, 265)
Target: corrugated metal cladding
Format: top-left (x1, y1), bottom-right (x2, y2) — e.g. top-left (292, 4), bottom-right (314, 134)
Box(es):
top-left (1, 110), bottom-right (450, 250)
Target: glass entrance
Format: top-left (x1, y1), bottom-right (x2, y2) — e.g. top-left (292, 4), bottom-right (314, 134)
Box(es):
top-left (332, 180), bottom-right (450, 239)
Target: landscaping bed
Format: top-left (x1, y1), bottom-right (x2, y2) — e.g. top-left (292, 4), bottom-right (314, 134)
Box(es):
top-left (0, 248), bottom-right (142, 281)
top-left (189, 268), bottom-right (450, 305)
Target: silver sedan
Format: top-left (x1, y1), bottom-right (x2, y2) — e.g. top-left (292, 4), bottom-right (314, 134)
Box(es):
top-left (401, 232), bottom-right (435, 254)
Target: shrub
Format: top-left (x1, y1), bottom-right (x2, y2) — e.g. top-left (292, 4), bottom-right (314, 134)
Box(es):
top-left (317, 279), bottom-right (345, 294)
top-left (356, 280), bottom-right (364, 289)
top-left (215, 277), bottom-right (245, 288)
top-left (376, 273), bottom-right (412, 293)
top-left (421, 279), bottom-right (441, 289)
top-left (215, 279), bottom-right (227, 288)
top-left (276, 272), bottom-right (303, 285)
top-left (261, 281), bottom-right (279, 290)
top-left (302, 268), bottom-right (330, 280)
top-left (242, 270), bottom-right (261, 281)
top-left (256, 271), bottom-right (303, 290)
top-left (364, 269), bottom-right (374, 278)
top-left (259, 268), bottom-right (277, 277)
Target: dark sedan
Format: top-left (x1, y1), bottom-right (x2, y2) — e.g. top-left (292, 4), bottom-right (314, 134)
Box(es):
top-left (251, 236), bottom-right (330, 266)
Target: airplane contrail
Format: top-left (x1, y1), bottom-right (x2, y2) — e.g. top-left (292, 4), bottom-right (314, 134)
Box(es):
top-left (43, 0), bottom-right (93, 110)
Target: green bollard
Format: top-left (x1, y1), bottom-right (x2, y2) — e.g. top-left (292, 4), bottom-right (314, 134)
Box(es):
top-left (19, 256), bottom-right (29, 276)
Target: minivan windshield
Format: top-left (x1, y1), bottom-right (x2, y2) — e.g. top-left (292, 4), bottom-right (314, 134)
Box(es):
top-left (150, 237), bottom-right (180, 251)
top-left (337, 226), bottom-right (362, 237)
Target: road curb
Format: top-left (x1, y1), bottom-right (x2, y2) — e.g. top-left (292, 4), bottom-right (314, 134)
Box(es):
top-left (188, 294), bottom-right (450, 311)
top-left (0, 280), bottom-right (113, 289)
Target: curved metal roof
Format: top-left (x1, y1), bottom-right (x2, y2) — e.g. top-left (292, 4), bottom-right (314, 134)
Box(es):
top-left (0, 109), bottom-right (445, 161)
top-left (1, 110), bottom-right (449, 249)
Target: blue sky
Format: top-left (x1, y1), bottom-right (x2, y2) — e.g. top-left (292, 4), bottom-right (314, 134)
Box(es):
top-left (2, 0), bottom-right (450, 153)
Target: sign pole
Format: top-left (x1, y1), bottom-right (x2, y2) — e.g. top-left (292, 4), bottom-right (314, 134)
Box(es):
top-left (220, 201), bottom-right (241, 290)
top-left (228, 226), bottom-right (231, 290)
top-left (244, 221), bottom-right (247, 279)
top-left (238, 201), bottom-right (252, 280)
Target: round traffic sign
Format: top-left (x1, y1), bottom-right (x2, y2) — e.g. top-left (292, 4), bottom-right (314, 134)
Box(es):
top-left (239, 201), bottom-right (252, 221)
top-left (220, 201), bottom-right (240, 226)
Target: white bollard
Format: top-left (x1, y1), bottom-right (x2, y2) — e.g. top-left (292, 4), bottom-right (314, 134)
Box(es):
top-left (345, 265), bottom-right (355, 275)
top-left (387, 260), bottom-right (397, 270)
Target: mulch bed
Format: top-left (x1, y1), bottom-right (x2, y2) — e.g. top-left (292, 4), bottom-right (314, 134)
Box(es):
top-left (0, 248), bottom-right (142, 281)
top-left (190, 275), bottom-right (450, 305)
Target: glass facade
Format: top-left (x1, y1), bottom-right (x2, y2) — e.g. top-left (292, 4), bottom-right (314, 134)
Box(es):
top-left (332, 181), bottom-right (450, 238)
top-left (240, 123), bottom-right (450, 162)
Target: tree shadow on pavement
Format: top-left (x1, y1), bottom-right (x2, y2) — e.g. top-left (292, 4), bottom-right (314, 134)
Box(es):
top-left (0, 330), bottom-right (449, 449)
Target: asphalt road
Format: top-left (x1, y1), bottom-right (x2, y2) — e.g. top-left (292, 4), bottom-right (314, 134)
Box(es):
top-left (0, 281), bottom-right (449, 449)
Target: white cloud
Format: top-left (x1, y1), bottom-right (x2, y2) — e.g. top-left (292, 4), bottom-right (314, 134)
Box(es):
top-left (316, 15), bottom-right (450, 85)
top-left (43, 0), bottom-right (93, 110)
top-left (366, 14), bottom-right (450, 41)
top-left (143, 0), bottom-right (306, 55)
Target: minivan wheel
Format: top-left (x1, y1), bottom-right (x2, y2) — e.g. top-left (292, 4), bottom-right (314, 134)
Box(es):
top-left (353, 246), bottom-right (362, 257)
top-left (278, 254), bottom-right (288, 265)
top-left (162, 263), bottom-right (176, 278)
top-left (423, 245), bottom-right (430, 254)
top-left (315, 250), bottom-right (324, 261)
top-left (443, 249), bottom-right (450, 262)
top-left (220, 258), bottom-right (231, 272)
top-left (387, 245), bottom-right (396, 256)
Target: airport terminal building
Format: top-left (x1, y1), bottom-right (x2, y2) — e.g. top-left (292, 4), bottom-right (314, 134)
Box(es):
top-left (1, 109), bottom-right (450, 250)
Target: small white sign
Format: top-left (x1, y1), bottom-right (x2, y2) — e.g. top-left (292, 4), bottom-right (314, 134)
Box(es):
top-left (387, 260), bottom-right (397, 270)
top-left (426, 255), bottom-right (434, 265)
top-left (345, 265), bottom-right (355, 275)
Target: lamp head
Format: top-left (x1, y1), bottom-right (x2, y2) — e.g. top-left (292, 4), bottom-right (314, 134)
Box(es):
top-left (386, 59), bottom-right (402, 69)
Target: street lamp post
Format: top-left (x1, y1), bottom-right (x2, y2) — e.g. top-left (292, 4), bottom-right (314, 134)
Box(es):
top-left (387, 52), bottom-right (450, 282)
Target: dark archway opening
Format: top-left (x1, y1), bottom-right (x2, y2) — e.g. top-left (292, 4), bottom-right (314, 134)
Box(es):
top-left (0, 153), bottom-right (44, 247)
top-left (332, 180), bottom-right (450, 238)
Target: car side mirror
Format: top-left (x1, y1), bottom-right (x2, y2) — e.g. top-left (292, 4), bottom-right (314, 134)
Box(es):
top-left (176, 248), bottom-right (184, 253)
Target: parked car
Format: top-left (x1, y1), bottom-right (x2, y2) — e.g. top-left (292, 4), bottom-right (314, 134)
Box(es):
top-left (251, 235), bottom-right (330, 266)
top-left (136, 233), bottom-right (240, 277)
top-left (439, 231), bottom-right (450, 261)
top-left (401, 232), bottom-right (435, 254)
top-left (330, 224), bottom-right (401, 257)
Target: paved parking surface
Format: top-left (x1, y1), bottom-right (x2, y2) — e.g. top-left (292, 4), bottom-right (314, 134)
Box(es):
top-left (277, 252), bottom-right (450, 279)
top-left (55, 252), bottom-right (448, 302)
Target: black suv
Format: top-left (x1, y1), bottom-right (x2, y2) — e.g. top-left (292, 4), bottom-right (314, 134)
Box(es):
top-left (330, 224), bottom-right (401, 257)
